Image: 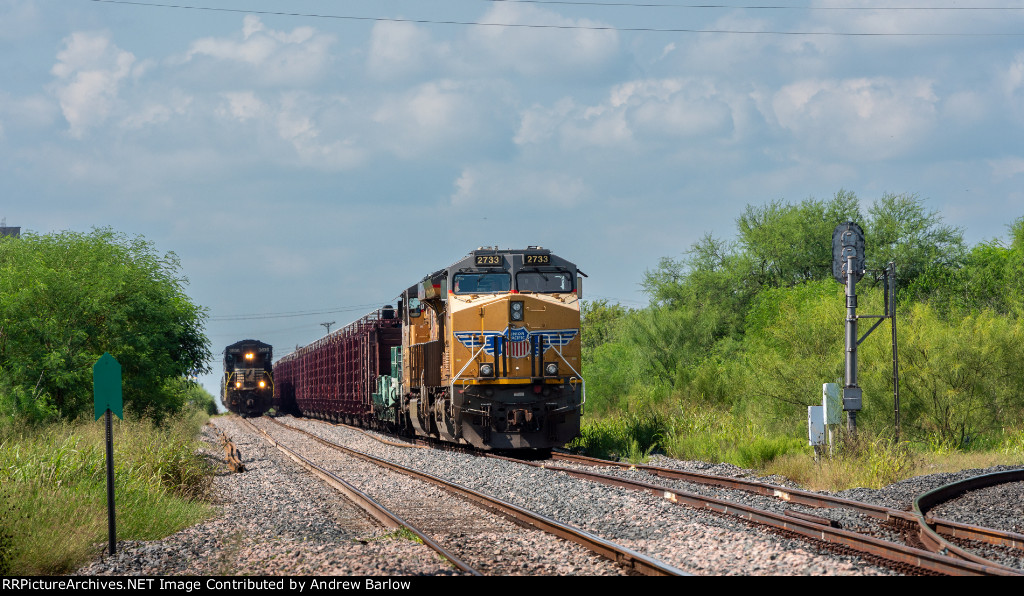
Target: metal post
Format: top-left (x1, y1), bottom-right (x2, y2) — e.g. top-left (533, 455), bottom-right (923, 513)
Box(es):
top-left (889, 262), bottom-right (900, 445)
top-left (845, 255), bottom-right (858, 434)
top-left (105, 409), bottom-right (116, 556)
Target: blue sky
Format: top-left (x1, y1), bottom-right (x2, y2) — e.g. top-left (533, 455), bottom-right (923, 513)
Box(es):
top-left (2, 1), bottom-right (1023, 397)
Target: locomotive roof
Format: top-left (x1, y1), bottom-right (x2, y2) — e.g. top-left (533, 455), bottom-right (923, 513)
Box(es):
top-left (437, 247), bottom-right (573, 275)
top-left (224, 339), bottom-right (273, 350)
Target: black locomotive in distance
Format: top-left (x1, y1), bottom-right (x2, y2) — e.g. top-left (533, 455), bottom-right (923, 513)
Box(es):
top-left (221, 339), bottom-right (274, 417)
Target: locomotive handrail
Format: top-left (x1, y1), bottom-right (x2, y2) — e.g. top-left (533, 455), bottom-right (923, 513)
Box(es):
top-left (550, 347), bottom-right (586, 407)
top-left (450, 341), bottom-right (488, 395)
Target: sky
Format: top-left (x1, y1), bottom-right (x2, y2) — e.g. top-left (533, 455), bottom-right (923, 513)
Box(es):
top-left (2, 0), bottom-right (1024, 398)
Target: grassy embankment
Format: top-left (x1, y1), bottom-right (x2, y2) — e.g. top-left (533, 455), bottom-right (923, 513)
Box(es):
top-left (0, 408), bottom-right (216, 575)
top-left (570, 405), bottom-right (1024, 492)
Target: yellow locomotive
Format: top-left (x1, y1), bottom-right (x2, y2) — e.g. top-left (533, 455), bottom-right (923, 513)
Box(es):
top-left (393, 246), bottom-right (585, 450)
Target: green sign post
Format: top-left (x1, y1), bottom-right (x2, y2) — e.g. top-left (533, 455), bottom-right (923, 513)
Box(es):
top-left (93, 353), bottom-right (123, 556)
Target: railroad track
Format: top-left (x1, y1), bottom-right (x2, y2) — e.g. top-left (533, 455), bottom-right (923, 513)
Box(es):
top-left (240, 416), bottom-right (690, 576)
top-left (527, 451), bottom-right (1024, 576)
top-left (913, 469), bottom-right (1024, 569)
top-left (292, 416), bottom-right (1024, 575)
top-left (235, 417), bottom-right (482, 575)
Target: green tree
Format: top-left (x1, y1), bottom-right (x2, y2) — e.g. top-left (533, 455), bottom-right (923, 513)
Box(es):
top-left (899, 213), bottom-right (1022, 315)
top-left (580, 299), bottom-right (629, 360)
top-left (896, 304), bottom-right (1024, 447)
top-left (864, 193), bottom-right (966, 287)
top-left (736, 190), bottom-right (861, 288)
top-left (0, 229), bottom-right (211, 423)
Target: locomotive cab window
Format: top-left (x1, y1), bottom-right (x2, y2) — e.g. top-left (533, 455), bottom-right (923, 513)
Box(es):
top-left (515, 270), bottom-right (573, 293)
top-left (452, 272), bottom-right (511, 295)
top-left (408, 297), bottom-right (423, 318)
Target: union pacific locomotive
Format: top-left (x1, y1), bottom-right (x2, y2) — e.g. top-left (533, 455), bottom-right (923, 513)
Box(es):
top-left (274, 247), bottom-right (585, 451)
top-left (221, 339), bottom-right (274, 417)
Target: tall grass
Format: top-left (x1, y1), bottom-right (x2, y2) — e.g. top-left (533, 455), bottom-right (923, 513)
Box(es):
top-left (0, 408), bottom-right (216, 575)
top-left (573, 401), bottom-right (1024, 492)
top-left (753, 427), bottom-right (1024, 491)
top-left (571, 402), bottom-right (807, 466)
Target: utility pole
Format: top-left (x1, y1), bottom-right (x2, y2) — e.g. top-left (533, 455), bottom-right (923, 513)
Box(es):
top-left (321, 321), bottom-right (335, 335)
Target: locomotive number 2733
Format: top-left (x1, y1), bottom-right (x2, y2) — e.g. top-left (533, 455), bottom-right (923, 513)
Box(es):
top-left (475, 255), bottom-right (503, 266)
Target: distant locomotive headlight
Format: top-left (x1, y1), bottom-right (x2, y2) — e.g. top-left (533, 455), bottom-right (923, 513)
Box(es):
top-left (479, 363), bottom-right (494, 377)
top-left (510, 301), bottom-right (524, 321)
top-left (544, 362), bottom-right (558, 376)
top-left (235, 381), bottom-right (242, 388)
top-left (245, 352), bottom-right (254, 360)
top-left (259, 380), bottom-right (266, 388)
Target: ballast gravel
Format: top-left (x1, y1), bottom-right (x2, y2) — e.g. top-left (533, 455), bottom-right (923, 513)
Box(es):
top-left (74, 420), bottom-right (458, 576)
top-left (74, 415), bottom-right (1022, 576)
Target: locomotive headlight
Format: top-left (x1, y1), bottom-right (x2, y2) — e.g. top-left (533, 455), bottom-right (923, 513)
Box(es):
top-left (510, 301), bottom-right (524, 321)
top-left (259, 380), bottom-right (266, 388)
top-left (479, 363), bottom-right (494, 377)
top-left (235, 381), bottom-right (242, 388)
top-left (544, 362), bottom-right (559, 376)
top-left (245, 352), bottom-right (254, 360)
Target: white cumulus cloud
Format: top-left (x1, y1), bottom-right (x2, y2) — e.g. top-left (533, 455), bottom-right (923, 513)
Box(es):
top-left (770, 77), bottom-right (939, 160)
top-left (50, 31), bottom-right (136, 138)
top-left (182, 16), bottom-right (335, 86)
top-left (516, 77), bottom-right (740, 153)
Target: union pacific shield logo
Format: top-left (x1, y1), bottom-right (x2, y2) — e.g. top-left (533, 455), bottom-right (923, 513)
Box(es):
top-left (505, 326), bottom-right (531, 358)
top-left (507, 327), bottom-right (529, 342)
top-left (453, 328), bottom-right (577, 359)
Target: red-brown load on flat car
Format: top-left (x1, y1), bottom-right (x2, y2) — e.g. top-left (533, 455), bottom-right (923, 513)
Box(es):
top-left (274, 308), bottom-right (401, 424)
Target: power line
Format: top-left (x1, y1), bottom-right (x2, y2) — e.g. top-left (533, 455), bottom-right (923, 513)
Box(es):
top-left (209, 302), bottom-right (387, 321)
top-left (480, 0), bottom-right (1024, 9)
top-left (86, 0), bottom-right (1024, 36)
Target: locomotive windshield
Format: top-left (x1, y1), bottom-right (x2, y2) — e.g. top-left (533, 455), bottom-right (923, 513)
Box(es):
top-left (516, 270), bottom-right (574, 293)
top-left (452, 272), bottom-right (511, 294)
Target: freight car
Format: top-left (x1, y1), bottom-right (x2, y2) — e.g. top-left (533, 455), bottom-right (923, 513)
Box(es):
top-left (221, 339), bottom-right (274, 417)
top-left (274, 247), bottom-right (585, 451)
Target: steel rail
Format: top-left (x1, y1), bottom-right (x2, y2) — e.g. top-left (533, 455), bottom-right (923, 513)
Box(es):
top-left (550, 452), bottom-right (911, 519)
top-left (913, 469), bottom-right (1024, 566)
top-left (265, 417), bottom-right (690, 576)
top-left (235, 418), bottom-right (482, 576)
top-left (515, 454), bottom-right (1021, 576)
top-left (931, 519), bottom-right (1024, 552)
top-left (303, 419), bottom-right (1024, 566)
top-left (550, 452), bottom-right (1024, 553)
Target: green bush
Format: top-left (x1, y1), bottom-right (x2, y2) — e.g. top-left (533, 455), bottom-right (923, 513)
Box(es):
top-left (0, 408), bottom-right (215, 574)
top-left (0, 229), bottom-right (211, 423)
